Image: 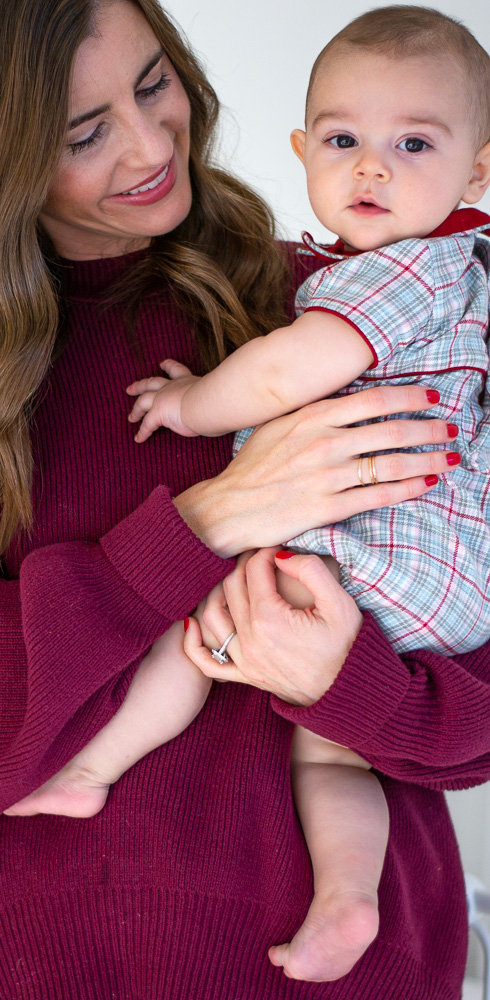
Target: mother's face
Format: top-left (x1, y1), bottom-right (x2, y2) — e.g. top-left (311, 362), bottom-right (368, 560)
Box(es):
top-left (40, 0), bottom-right (192, 260)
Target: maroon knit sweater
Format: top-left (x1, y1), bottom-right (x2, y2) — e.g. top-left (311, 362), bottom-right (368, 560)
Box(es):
top-left (0, 245), bottom-right (488, 999)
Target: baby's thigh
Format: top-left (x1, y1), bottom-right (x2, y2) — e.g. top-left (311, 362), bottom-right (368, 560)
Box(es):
top-left (276, 554), bottom-right (340, 609)
top-left (291, 726), bottom-right (369, 771)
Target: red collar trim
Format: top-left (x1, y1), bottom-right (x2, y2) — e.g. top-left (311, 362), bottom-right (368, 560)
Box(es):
top-left (427, 207), bottom-right (490, 238)
top-left (303, 208), bottom-right (490, 259)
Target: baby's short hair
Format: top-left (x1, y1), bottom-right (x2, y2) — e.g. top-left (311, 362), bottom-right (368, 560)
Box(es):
top-left (306, 5), bottom-right (490, 148)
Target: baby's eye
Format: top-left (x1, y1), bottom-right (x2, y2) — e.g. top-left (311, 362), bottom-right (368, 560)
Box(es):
top-left (327, 134), bottom-right (357, 149)
top-left (398, 136), bottom-right (430, 153)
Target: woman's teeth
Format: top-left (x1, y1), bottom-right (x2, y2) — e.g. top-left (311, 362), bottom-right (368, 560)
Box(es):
top-left (122, 163), bottom-right (169, 196)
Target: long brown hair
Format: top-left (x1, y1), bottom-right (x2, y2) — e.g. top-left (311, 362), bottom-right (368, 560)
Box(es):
top-left (0, 0), bottom-right (289, 553)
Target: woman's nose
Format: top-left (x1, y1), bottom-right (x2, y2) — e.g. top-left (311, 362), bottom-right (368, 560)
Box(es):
top-left (353, 147), bottom-right (391, 183)
top-left (122, 111), bottom-right (172, 168)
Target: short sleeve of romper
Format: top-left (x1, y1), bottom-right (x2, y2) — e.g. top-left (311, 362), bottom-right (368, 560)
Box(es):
top-left (234, 224), bottom-right (490, 655)
top-left (295, 238), bottom-right (436, 370)
top-left (294, 234), bottom-right (488, 381)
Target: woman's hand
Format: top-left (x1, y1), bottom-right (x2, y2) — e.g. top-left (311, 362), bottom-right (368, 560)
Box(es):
top-left (174, 385), bottom-right (457, 558)
top-left (184, 548), bottom-right (363, 706)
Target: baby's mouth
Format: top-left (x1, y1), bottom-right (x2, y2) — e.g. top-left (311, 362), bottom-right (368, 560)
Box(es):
top-left (350, 197), bottom-right (389, 215)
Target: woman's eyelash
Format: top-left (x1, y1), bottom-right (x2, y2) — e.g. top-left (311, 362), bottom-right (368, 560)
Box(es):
top-left (138, 72), bottom-right (171, 100)
top-left (68, 73), bottom-right (171, 155)
top-left (69, 124), bottom-right (104, 156)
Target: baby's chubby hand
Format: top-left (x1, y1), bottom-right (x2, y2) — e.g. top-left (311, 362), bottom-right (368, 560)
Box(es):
top-left (127, 359), bottom-right (201, 441)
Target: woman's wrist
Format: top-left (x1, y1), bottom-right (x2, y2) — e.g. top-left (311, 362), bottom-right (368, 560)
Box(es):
top-left (173, 474), bottom-right (248, 559)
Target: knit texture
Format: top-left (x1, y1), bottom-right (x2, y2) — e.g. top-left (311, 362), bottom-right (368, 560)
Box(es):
top-left (0, 244), bottom-right (488, 998)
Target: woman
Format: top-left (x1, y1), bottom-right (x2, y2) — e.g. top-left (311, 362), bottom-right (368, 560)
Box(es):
top-left (0, 0), bottom-right (487, 997)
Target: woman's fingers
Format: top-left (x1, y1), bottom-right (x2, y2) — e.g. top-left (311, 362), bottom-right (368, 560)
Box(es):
top-left (199, 580), bottom-right (240, 655)
top-left (318, 384), bottom-right (441, 427)
top-left (183, 616), bottom-right (249, 685)
top-left (349, 415), bottom-right (455, 456)
top-left (223, 549), bottom-right (275, 629)
top-left (187, 580), bottom-right (243, 680)
top-left (174, 384), bottom-right (456, 557)
top-left (186, 549), bottom-right (363, 703)
top-left (222, 548), bottom-right (362, 704)
top-left (355, 447), bottom-right (457, 488)
top-left (325, 474), bottom-right (440, 521)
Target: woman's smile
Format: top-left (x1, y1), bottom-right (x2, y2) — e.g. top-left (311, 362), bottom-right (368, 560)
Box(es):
top-left (120, 162), bottom-right (170, 195)
top-left (39, 2), bottom-right (192, 259)
top-left (111, 156), bottom-right (176, 204)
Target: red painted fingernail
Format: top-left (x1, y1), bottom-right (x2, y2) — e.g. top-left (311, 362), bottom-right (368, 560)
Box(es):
top-left (446, 452), bottom-right (461, 466)
top-left (184, 618), bottom-right (190, 632)
top-left (425, 475), bottom-right (439, 486)
top-left (426, 389), bottom-right (440, 404)
top-left (276, 550), bottom-right (294, 559)
top-left (447, 423), bottom-right (459, 438)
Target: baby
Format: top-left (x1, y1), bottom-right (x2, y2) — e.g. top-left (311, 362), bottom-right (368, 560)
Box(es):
top-left (7, 5), bottom-right (490, 985)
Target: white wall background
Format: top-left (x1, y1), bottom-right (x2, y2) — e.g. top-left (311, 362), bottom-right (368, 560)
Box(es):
top-left (162, 0), bottom-right (490, 965)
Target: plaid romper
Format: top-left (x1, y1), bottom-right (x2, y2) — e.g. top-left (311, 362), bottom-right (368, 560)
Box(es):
top-left (234, 209), bottom-right (490, 654)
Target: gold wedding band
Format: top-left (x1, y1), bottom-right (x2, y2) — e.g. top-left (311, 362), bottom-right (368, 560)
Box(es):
top-left (358, 455), bottom-right (378, 486)
top-left (368, 454), bottom-right (378, 485)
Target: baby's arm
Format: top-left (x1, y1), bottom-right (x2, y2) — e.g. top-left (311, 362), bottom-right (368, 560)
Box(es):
top-left (127, 313), bottom-right (373, 442)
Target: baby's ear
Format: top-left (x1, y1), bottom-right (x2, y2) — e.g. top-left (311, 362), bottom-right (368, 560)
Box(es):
top-left (290, 129), bottom-right (306, 164)
top-left (461, 141), bottom-right (490, 204)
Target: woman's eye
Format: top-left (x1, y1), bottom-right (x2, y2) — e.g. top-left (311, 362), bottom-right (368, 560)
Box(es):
top-left (137, 72), bottom-right (171, 101)
top-left (67, 72), bottom-right (171, 155)
top-left (398, 136), bottom-right (430, 153)
top-left (327, 134), bottom-right (357, 149)
top-left (69, 124), bottom-right (104, 156)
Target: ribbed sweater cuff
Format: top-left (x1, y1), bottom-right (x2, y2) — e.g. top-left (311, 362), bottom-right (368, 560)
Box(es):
top-left (100, 485), bottom-right (235, 620)
top-left (271, 613), bottom-right (410, 750)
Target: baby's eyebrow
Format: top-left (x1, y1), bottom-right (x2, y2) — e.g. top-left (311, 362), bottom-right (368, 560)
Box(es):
top-left (310, 110), bottom-right (351, 129)
top-left (309, 110), bottom-right (454, 138)
top-left (400, 115), bottom-right (453, 136)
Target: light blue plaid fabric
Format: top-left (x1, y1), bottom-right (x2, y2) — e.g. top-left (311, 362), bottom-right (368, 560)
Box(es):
top-left (234, 216), bottom-right (490, 653)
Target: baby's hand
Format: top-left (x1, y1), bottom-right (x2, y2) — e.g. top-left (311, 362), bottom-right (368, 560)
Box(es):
top-left (127, 359), bottom-right (201, 441)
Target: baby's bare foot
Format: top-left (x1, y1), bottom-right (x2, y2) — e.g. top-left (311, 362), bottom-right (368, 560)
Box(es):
top-left (4, 761), bottom-right (111, 818)
top-left (268, 888), bottom-right (379, 982)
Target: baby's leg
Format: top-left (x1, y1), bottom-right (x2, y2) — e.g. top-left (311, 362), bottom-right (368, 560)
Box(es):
top-left (268, 556), bottom-right (389, 981)
top-left (4, 621), bottom-right (211, 818)
top-left (269, 728), bottom-right (388, 981)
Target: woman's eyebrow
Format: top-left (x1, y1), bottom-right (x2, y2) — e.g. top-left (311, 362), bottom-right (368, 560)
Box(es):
top-left (69, 49), bottom-right (165, 131)
top-left (134, 48), bottom-right (165, 89)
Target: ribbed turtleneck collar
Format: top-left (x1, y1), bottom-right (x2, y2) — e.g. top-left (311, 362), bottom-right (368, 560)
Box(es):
top-left (58, 245), bottom-right (152, 300)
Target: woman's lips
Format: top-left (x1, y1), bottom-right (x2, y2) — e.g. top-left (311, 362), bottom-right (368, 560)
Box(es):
top-left (122, 164), bottom-right (169, 194)
top-left (109, 157), bottom-right (176, 206)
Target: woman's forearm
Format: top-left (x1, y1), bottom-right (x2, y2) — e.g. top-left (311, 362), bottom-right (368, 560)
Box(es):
top-left (272, 613), bottom-right (490, 789)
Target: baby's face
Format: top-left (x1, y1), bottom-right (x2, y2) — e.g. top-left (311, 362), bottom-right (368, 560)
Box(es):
top-left (292, 49), bottom-right (484, 251)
